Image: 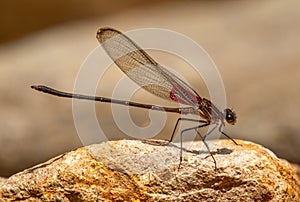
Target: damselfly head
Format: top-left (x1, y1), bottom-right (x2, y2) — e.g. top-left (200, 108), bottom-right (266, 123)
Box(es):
top-left (224, 108), bottom-right (237, 125)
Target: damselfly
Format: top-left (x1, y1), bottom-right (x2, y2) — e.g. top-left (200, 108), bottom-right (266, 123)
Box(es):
top-left (31, 28), bottom-right (239, 169)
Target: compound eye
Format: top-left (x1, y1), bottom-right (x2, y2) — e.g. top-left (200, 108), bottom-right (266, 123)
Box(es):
top-left (224, 108), bottom-right (236, 125)
top-left (226, 113), bottom-right (234, 122)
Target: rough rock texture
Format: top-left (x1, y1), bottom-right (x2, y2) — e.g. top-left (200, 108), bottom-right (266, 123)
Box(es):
top-left (0, 139), bottom-right (299, 201)
top-left (1, 0), bottom-right (300, 178)
top-left (292, 163), bottom-right (300, 181)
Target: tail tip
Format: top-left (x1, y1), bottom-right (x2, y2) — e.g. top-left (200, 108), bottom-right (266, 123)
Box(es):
top-left (31, 85), bottom-right (39, 90)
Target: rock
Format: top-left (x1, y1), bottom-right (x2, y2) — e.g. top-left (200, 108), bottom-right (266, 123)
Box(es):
top-left (291, 163), bottom-right (300, 181)
top-left (1, 0), bottom-right (300, 178)
top-left (0, 0), bottom-right (300, 176)
top-left (0, 139), bottom-right (299, 201)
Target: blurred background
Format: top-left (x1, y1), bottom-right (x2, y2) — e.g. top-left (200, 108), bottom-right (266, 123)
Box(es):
top-left (0, 0), bottom-right (299, 177)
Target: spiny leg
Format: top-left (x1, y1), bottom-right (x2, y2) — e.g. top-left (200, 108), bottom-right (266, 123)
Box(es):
top-left (196, 124), bottom-right (222, 170)
top-left (169, 117), bottom-right (207, 143)
top-left (195, 129), bottom-right (217, 170)
top-left (178, 123), bottom-right (209, 169)
top-left (177, 124), bottom-right (240, 170)
top-left (218, 125), bottom-right (241, 146)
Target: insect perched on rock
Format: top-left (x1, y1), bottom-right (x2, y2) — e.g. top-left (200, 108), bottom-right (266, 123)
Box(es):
top-left (31, 27), bottom-right (239, 169)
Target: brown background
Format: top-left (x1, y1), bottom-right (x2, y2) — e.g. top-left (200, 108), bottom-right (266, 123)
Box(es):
top-left (0, 0), bottom-right (299, 177)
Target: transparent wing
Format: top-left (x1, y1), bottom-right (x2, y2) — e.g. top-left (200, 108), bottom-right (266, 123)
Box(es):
top-left (96, 28), bottom-right (201, 106)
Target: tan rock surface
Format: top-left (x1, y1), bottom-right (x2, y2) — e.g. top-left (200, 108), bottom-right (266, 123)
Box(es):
top-left (1, 0), bottom-right (300, 177)
top-left (292, 163), bottom-right (300, 181)
top-left (0, 139), bottom-right (299, 201)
